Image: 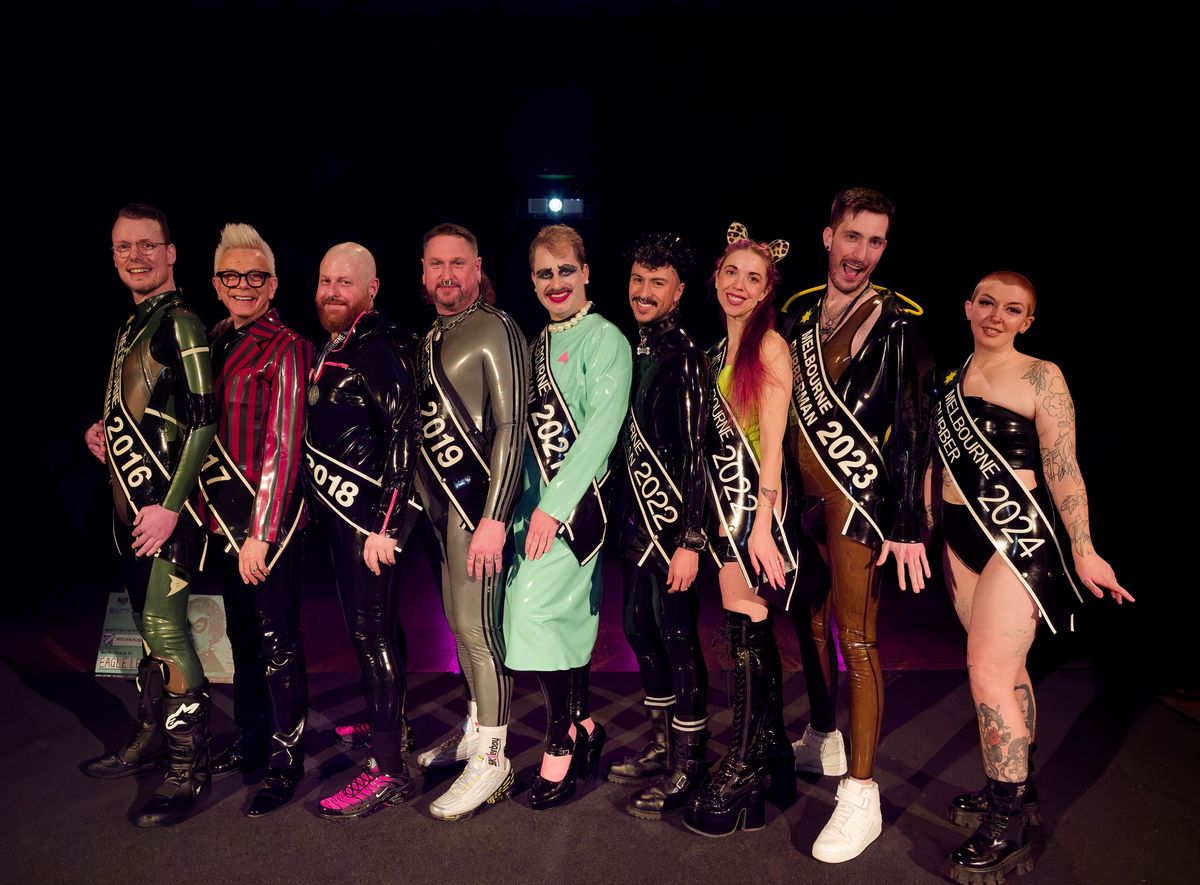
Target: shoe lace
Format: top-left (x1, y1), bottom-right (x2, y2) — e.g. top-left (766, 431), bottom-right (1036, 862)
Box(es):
top-left (340, 766), bottom-right (387, 800)
top-left (827, 791), bottom-right (869, 835)
top-left (715, 666), bottom-right (750, 779)
top-left (449, 758), bottom-right (487, 795)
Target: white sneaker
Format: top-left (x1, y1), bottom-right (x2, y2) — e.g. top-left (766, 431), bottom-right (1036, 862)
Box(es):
top-left (429, 753), bottom-right (513, 820)
top-left (811, 778), bottom-right (882, 863)
top-left (793, 724), bottom-right (849, 776)
top-left (417, 716), bottom-right (479, 768)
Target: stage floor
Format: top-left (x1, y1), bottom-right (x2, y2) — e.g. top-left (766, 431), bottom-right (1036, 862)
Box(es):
top-left (3, 662), bottom-right (1196, 885)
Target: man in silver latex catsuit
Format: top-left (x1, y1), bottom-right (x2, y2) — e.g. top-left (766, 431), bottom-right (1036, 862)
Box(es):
top-left (413, 223), bottom-right (529, 820)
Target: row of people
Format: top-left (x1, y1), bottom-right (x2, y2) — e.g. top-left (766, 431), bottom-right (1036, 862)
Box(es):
top-left (83, 191), bottom-right (1130, 884)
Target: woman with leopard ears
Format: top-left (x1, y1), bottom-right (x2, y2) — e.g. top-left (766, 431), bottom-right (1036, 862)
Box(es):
top-left (934, 271), bottom-right (1132, 884)
top-left (684, 224), bottom-right (799, 838)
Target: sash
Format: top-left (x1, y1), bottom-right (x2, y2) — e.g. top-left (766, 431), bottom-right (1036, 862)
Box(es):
top-left (197, 438), bottom-right (302, 569)
top-left (705, 342), bottom-right (799, 609)
top-left (416, 329), bottom-right (492, 531)
top-left (304, 437), bottom-right (388, 538)
top-left (527, 328), bottom-right (607, 566)
top-left (102, 309), bottom-right (203, 531)
top-left (788, 322), bottom-right (889, 545)
top-left (935, 359), bottom-right (1082, 634)
top-left (623, 408), bottom-right (685, 570)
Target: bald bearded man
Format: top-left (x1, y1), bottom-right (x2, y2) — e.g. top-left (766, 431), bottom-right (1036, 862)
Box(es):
top-left (304, 244), bottom-right (422, 820)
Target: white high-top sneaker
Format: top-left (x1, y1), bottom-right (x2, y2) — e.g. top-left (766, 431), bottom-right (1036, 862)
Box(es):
top-left (418, 703), bottom-right (479, 768)
top-left (812, 778), bottom-right (883, 863)
top-left (792, 724), bottom-right (849, 776)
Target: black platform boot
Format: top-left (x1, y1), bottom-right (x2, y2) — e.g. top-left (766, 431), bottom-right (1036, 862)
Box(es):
top-left (683, 611), bottom-right (769, 837)
top-left (947, 778), bottom-right (1035, 884)
top-left (628, 725), bottom-right (709, 820)
top-left (747, 612), bottom-right (796, 809)
top-left (607, 705), bottom-right (672, 785)
top-left (84, 655), bottom-right (166, 779)
top-left (136, 683), bottom-right (211, 828)
top-left (950, 745), bottom-right (1042, 828)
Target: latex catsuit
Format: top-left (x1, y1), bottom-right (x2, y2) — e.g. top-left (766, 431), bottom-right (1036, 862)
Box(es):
top-left (414, 299), bottom-right (528, 729)
top-left (305, 309), bottom-right (418, 772)
top-left (105, 289), bottom-right (216, 689)
top-left (205, 310), bottom-right (313, 770)
top-left (783, 287), bottom-right (933, 780)
top-left (620, 309), bottom-right (710, 729)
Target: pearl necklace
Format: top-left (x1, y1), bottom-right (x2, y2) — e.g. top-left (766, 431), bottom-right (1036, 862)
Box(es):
top-left (548, 300), bottom-right (593, 334)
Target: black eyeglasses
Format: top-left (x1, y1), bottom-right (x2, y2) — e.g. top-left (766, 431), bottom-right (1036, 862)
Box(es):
top-left (112, 240), bottom-right (168, 257)
top-left (215, 270), bottom-right (274, 289)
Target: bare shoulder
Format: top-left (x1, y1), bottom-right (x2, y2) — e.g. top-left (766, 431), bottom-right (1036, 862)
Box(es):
top-left (761, 329), bottom-right (790, 364)
top-left (1019, 356), bottom-right (1068, 396)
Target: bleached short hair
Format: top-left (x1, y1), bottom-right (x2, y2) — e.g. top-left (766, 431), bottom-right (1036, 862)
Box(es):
top-left (214, 222), bottom-right (276, 274)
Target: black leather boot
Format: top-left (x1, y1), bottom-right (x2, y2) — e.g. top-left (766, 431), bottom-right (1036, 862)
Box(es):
top-left (683, 612), bottom-right (769, 837)
top-left (947, 778), bottom-right (1035, 884)
top-left (746, 612), bottom-right (795, 809)
top-left (83, 656), bottom-right (166, 779)
top-left (607, 706), bottom-right (672, 785)
top-left (950, 745), bottom-right (1042, 827)
top-left (136, 683), bottom-right (211, 828)
top-left (247, 762), bottom-right (304, 817)
top-left (628, 725), bottom-right (709, 819)
top-left (210, 724), bottom-right (268, 777)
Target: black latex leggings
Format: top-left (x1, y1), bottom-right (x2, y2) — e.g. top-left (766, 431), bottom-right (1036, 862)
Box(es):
top-left (536, 665), bottom-right (593, 752)
top-left (215, 537), bottom-right (309, 769)
top-left (621, 557), bottom-right (708, 723)
top-left (327, 518), bottom-right (406, 771)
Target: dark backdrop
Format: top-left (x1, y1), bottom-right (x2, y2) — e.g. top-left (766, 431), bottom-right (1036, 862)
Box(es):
top-left (8, 5), bottom-right (1182, 689)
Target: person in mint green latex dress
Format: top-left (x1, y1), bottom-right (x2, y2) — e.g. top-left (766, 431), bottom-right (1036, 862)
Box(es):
top-left (503, 224), bottom-right (632, 810)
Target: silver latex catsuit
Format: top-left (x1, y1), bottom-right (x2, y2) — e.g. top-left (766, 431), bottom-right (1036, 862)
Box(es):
top-left (414, 301), bottom-right (529, 728)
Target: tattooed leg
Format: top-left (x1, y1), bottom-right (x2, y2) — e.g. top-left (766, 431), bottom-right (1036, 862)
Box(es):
top-left (976, 703), bottom-right (1030, 781)
top-left (965, 554), bottom-right (1038, 782)
top-left (1014, 678), bottom-right (1036, 745)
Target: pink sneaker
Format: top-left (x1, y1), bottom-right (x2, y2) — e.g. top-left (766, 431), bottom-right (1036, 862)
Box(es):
top-left (318, 758), bottom-right (416, 820)
top-left (334, 722), bottom-right (372, 750)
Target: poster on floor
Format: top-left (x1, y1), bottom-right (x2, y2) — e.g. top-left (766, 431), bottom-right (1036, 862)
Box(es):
top-left (95, 591), bottom-right (235, 683)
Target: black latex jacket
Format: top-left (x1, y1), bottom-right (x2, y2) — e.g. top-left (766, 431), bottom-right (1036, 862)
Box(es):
top-left (784, 289), bottom-right (933, 544)
top-left (306, 311), bottom-right (419, 539)
top-left (622, 310), bottom-right (711, 557)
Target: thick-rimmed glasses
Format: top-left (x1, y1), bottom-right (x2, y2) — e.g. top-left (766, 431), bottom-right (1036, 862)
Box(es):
top-left (112, 240), bottom-right (168, 257)
top-left (215, 270), bottom-right (273, 289)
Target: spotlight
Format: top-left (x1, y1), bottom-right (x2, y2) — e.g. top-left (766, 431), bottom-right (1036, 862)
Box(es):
top-left (526, 196), bottom-right (585, 217)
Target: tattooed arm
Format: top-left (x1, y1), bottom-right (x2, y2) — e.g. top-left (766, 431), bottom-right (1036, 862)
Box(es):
top-left (1027, 359), bottom-right (1134, 604)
